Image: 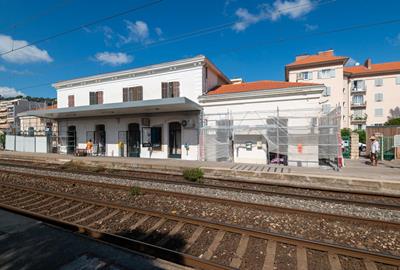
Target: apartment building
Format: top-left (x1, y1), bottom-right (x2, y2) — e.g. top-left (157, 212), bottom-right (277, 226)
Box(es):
top-left (285, 50), bottom-right (400, 129)
top-left (0, 98), bottom-right (46, 133)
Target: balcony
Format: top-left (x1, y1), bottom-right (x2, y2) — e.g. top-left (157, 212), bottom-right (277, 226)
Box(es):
top-left (351, 101), bottom-right (367, 109)
top-left (351, 114), bottom-right (367, 123)
top-left (351, 87), bottom-right (366, 95)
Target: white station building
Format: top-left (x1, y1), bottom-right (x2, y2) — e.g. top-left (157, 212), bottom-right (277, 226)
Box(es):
top-left (19, 55), bottom-right (340, 167)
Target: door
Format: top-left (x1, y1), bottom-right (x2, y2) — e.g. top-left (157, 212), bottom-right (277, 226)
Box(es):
top-left (168, 122), bottom-right (182, 158)
top-left (66, 126), bottom-right (76, 154)
top-left (128, 123), bottom-right (140, 157)
top-left (95, 124), bottom-right (106, 156)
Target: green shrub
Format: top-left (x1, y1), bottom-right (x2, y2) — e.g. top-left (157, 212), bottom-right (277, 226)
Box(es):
top-left (130, 186), bottom-right (142, 196)
top-left (183, 168), bottom-right (204, 183)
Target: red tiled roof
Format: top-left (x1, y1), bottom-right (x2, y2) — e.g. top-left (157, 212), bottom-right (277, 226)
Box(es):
top-left (286, 54), bottom-right (348, 67)
top-left (207, 80), bottom-right (321, 95)
top-left (344, 61), bottom-right (400, 76)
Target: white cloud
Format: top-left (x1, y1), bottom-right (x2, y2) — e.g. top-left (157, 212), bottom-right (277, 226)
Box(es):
top-left (120, 20), bottom-right (150, 45)
top-left (233, 0), bottom-right (316, 32)
top-left (95, 52), bottom-right (133, 66)
top-left (0, 86), bottom-right (26, 98)
top-left (0, 34), bottom-right (53, 64)
top-left (305, 23), bottom-right (318, 31)
top-left (386, 33), bottom-right (400, 46)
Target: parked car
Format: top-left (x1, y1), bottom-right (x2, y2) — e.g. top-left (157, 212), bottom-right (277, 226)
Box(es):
top-left (359, 143), bottom-right (366, 152)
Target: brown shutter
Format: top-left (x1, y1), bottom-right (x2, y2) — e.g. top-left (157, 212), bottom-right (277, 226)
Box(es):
top-left (68, 95), bottom-right (74, 107)
top-left (138, 86), bottom-right (143, 100)
top-left (172, 81), bottom-right (180, 97)
top-left (97, 91), bottom-right (103, 104)
top-left (89, 92), bottom-right (96, 105)
top-left (123, 88), bottom-right (128, 102)
top-left (162, 82), bottom-right (168, 98)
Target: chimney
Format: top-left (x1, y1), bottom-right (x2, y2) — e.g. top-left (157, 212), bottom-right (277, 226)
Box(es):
top-left (318, 49), bottom-right (334, 56)
top-left (230, 78), bottom-right (243, 84)
top-left (295, 54), bottom-right (309, 61)
top-left (364, 58), bottom-right (372, 69)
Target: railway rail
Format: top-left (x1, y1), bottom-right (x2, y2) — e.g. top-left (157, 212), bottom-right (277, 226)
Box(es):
top-left (1, 168), bottom-right (399, 228)
top-left (1, 183), bottom-right (399, 270)
top-left (0, 159), bottom-right (399, 212)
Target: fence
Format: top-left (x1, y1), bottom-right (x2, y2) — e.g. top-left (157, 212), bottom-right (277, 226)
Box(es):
top-left (199, 107), bottom-right (341, 168)
top-left (5, 135), bottom-right (49, 153)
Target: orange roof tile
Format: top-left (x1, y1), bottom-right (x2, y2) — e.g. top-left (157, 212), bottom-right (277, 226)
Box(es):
top-left (344, 61), bottom-right (400, 76)
top-left (286, 54), bottom-right (348, 67)
top-left (207, 80), bottom-right (321, 95)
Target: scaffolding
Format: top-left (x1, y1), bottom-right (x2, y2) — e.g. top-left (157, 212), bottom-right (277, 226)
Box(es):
top-left (200, 107), bottom-right (341, 169)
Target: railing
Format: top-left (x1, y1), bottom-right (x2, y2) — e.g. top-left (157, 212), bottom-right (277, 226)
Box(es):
top-left (351, 101), bottom-right (367, 107)
top-left (351, 87), bottom-right (367, 94)
top-left (351, 114), bottom-right (367, 122)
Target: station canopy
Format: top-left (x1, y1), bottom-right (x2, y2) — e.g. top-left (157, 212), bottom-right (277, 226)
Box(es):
top-left (19, 97), bottom-right (202, 119)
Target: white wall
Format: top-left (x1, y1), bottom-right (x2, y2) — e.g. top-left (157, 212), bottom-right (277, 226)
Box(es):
top-left (57, 67), bottom-right (206, 108)
top-left (58, 112), bottom-right (200, 160)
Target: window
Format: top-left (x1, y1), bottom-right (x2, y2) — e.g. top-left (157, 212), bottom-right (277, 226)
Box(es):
top-left (89, 91), bottom-right (103, 105)
top-left (375, 78), bottom-right (383, 87)
top-left (123, 86), bottom-right (143, 102)
top-left (352, 95), bottom-right (364, 105)
top-left (375, 108), bottom-right (383, 117)
top-left (396, 76), bottom-right (400, 85)
top-left (318, 69), bottom-right (335, 79)
top-left (151, 126), bottom-right (162, 150)
top-left (322, 86), bottom-right (331, 96)
top-left (375, 93), bottom-right (383, 102)
top-left (352, 80), bottom-right (365, 91)
top-left (161, 82), bottom-right (180, 98)
top-left (68, 95), bottom-right (75, 107)
top-left (322, 104), bottom-right (331, 113)
top-left (297, 71), bottom-right (313, 80)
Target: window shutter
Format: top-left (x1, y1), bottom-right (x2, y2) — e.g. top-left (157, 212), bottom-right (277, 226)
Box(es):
top-left (137, 86), bottom-right (143, 100)
top-left (123, 88), bottom-right (128, 102)
top-left (396, 76), bottom-right (400, 85)
top-left (308, 72), bottom-right (313, 80)
top-left (297, 73), bottom-right (302, 80)
top-left (375, 78), bottom-right (383, 86)
top-left (89, 92), bottom-right (96, 105)
top-left (326, 86), bottom-right (331, 96)
top-left (172, 81), bottom-right (180, 97)
top-left (318, 71), bottom-right (322, 79)
top-left (97, 91), bottom-right (103, 104)
top-left (162, 82), bottom-right (168, 98)
top-left (68, 95), bottom-right (74, 107)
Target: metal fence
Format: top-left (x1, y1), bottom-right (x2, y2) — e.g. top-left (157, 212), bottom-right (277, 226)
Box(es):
top-left (199, 107), bottom-right (341, 168)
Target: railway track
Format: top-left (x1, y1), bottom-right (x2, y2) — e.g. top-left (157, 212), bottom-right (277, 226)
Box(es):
top-left (1, 183), bottom-right (399, 270)
top-left (1, 168), bottom-right (399, 228)
top-left (0, 159), bottom-right (399, 212)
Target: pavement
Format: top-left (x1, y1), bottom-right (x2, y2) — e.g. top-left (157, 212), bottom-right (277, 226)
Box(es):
top-left (1, 151), bottom-right (400, 195)
top-left (0, 209), bottom-right (190, 270)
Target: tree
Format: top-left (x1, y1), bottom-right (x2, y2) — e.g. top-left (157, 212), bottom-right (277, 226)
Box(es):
top-left (354, 129), bottom-right (366, 143)
top-left (388, 106), bottom-right (400, 120)
top-left (384, 118), bottom-right (400, 126)
top-left (341, 128), bottom-right (351, 138)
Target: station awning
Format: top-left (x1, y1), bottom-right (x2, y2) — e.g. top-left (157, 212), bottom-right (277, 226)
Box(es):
top-left (19, 97), bottom-right (202, 119)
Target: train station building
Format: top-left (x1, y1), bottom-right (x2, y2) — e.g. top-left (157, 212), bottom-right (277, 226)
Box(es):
top-left (16, 55), bottom-right (340, 167)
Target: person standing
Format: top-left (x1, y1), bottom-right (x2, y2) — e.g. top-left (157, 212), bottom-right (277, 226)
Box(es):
top-left (370, 136), bottom-right (380, 166)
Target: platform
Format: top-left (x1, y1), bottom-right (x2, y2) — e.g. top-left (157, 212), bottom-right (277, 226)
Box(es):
top-left (0, 208), bottom-right (190, 270)
top-left (1, 151), bottom-right (400, 196)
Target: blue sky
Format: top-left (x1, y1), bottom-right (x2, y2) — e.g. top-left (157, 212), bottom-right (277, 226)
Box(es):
top-left (0, 0), bottom-right (399, 98)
